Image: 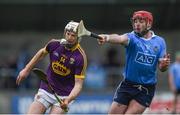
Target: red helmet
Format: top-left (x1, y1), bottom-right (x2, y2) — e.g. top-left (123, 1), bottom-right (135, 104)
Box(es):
top-left (132, 10), bottom-right (153, 25)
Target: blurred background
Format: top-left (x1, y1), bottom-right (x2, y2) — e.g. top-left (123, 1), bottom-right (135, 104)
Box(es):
top-left (0, 0), bottom-right (180, 114)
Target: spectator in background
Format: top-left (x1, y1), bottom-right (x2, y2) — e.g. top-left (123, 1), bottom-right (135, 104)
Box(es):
top-left (168, 51), bottom-right (180, 113)
top-left (0, 56), bottom-right (17, 89)
top-left (6, 56), bottom-right (17, 89)
top-left (103, 48), bottom-right (122, 88)
top-left (104, 48), bottom-right (120, 67)
top-left (16, 42), bottom-right (31, 89)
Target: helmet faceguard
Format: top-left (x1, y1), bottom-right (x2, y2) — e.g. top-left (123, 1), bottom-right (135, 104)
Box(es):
top-left (63, 21), bottom-right (82, 48)
top-left (131, 11), bottom-right (153, 37)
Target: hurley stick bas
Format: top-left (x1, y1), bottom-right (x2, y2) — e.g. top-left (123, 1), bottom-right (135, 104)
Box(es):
top-left (78, 20), bottom-right (102, 39)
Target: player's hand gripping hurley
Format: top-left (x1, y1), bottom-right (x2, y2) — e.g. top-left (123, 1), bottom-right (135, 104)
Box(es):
top-left (32, 68), bottom-right (69, 112)
top-left (77, 20), bottom-right (102, 39)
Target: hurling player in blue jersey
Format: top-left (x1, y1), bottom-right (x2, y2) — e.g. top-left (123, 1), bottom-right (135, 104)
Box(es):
top-left (98, 10), bottom-right (170, 114)
top-left (168, 52), bottom-right (180, 113)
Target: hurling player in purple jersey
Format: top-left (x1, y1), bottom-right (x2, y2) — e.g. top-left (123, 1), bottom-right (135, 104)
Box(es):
top-left (97, 11), bottom-right (170, 114)
top-left (16, 21), bottom-right (87, 114)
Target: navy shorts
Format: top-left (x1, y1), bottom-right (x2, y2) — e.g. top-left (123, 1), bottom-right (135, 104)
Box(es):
top-left (175, 89), bottom-right (180, 94)
top-left (113, 79), bottom-right (156, 107)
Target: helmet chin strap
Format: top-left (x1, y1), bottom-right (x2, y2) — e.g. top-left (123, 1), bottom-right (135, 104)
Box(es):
top-left (64, 40), bottom-right (78, 49)
top-left (65, 43), bottom-right (76, 49)
top-left (135, 29), bottom-right (149, 37)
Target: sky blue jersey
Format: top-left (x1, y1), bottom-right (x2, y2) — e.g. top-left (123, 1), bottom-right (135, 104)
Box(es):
top-left (169, 62), bottom-right (180, 89)
top-left (123, 31), bottom-right (166, 85)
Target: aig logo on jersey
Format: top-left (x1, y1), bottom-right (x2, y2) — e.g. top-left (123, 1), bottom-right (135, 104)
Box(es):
top-left (135, 52), bottom-right (156, 66)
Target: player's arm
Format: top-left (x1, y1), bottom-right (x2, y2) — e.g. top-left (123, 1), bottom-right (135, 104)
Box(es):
top-left (60, 78), bottom-right (84, 110)
top-left (24, 47), bottom-right (48, 71)
top-left (98, 34), bottom-right (129, 46)
top-left (61, 50), bottom-right (87, 109)
top-left (16, 47), bottom-right (48, 85)
top-left (67, 78), bottom-right (84, 102)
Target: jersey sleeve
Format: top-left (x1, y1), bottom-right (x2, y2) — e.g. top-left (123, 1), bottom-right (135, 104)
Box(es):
top-left (74, 50), bottom-right (87, 79)
top-left (159, 38), bottom-right (167, 59)
top-left (45, 39), bottom-right (60, 53)
top-left (125, 32), bottom-right (136, 48)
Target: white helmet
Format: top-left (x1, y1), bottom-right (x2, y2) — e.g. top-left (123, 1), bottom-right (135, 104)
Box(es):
top-left (65, 21), bottom-right (79, 33)
top-left (64, 21), bottom-right (82, 42)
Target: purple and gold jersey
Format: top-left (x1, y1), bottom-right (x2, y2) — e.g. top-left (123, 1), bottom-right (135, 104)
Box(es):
top-left (40, 39), bottom-right (87, 96)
